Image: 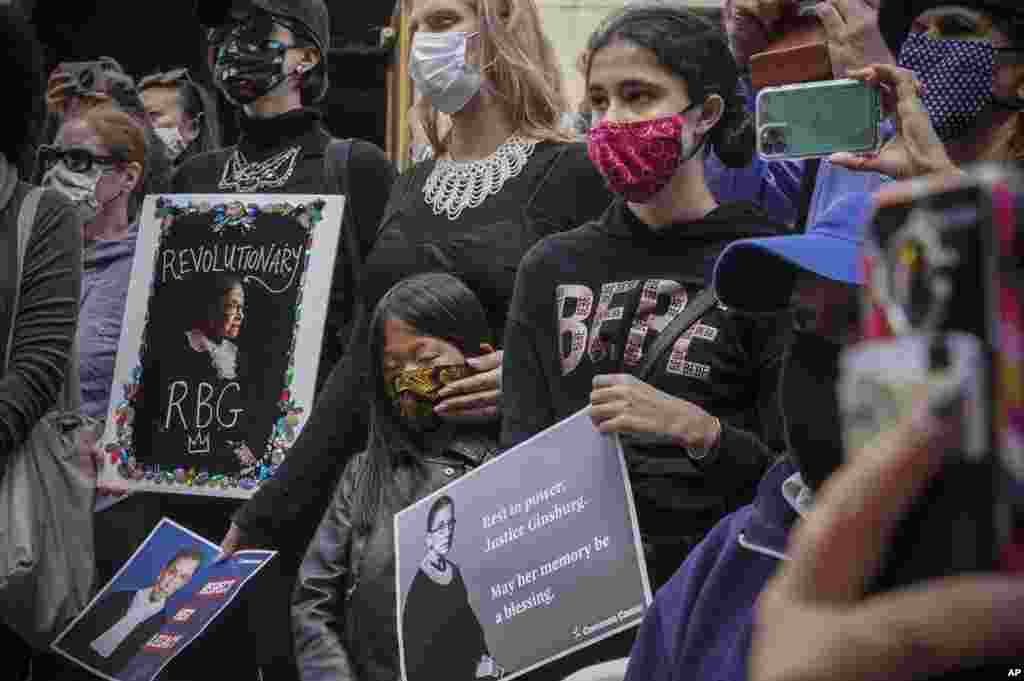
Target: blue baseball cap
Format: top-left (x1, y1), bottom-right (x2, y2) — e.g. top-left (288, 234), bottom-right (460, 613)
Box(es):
top-left (712, 192), bottom-right (875, 314)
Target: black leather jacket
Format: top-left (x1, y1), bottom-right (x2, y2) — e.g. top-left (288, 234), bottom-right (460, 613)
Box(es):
top-left (293, 436), bottom-right (499, 681)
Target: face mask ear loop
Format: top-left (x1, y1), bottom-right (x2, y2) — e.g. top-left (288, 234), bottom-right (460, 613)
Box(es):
top-left (679, 100), bottom-right (710, 165)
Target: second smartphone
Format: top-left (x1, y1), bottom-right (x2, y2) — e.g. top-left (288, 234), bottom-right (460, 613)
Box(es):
top-left (755, 78), bottom-right (882, 161)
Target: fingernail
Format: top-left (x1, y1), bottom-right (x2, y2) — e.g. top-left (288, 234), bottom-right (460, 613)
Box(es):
top-left (434, 403), bottom-right (449, 414)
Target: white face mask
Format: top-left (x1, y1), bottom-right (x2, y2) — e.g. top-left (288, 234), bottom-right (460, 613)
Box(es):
top-left (154, 125), bottom-right (189, 162)
top-left (409, 31), bottom-right (483, 115)
top-left (41, 162), bottom-right (106, 223)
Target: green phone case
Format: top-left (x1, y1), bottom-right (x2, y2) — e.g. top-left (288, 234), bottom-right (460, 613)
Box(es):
top-left (756, 78), bottom-right (882, 161)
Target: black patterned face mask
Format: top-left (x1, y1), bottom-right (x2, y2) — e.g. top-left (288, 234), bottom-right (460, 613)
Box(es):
top-left (213, 38), bottom-right (290, 106)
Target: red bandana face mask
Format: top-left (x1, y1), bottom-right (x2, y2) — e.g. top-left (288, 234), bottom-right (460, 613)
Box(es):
top-left (587, 106), bottom-right (703, 204)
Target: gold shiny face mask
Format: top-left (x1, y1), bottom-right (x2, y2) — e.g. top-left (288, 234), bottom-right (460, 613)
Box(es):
top-left (386, 364), bottom-right (474, 428)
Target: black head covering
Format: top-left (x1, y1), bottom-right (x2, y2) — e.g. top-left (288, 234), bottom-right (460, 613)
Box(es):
top-left (197, 0), bottom-right (330, 101)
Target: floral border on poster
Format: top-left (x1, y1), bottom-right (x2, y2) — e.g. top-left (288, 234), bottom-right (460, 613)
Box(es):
top-left (102, 197), bottom-right (324, 494)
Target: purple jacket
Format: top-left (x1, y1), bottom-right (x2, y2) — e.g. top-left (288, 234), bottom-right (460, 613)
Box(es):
top-left (704, 78), bottom-right (804, 227)
top-left (623, 458), bottom-right (799, 681)
top-left (79, 224), bottom-right (138, 420)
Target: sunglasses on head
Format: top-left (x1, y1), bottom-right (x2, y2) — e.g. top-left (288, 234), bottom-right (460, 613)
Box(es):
top-left (37, 145), bottom-right (124, 174)
top-left (139, 67), bottom-right (195, 90)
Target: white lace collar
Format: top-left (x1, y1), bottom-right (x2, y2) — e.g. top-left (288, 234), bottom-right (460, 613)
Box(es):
top-left (186, 330), bottom-right (239, 380)
top-left (422, 134), bottom-right (538, 221)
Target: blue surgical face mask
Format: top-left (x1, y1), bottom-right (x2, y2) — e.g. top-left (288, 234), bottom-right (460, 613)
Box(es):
top-left (408, 31), bottom-right (483, 115)
top-left (898, 32), bottom-right (1024, 141)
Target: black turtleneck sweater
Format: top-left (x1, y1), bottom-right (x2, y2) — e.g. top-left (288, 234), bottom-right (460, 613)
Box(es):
top-left (129, 109), bottom-right (394, 571)
top-left (501, 199), bottom-right (792, 586)
top-left (170, 108), bottom-right (396, 391)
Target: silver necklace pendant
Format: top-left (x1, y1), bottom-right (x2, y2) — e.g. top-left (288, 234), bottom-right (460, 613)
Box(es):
top-left (422, 135), bottom-right (539, 221)
top-left (218, 146), bottom-right (302, 193)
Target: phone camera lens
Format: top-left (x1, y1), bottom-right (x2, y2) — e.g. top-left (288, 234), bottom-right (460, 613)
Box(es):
top-left (762, 128), bottom-right (787, 155)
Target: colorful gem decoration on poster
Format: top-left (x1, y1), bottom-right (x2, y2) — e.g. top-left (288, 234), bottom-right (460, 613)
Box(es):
top-left (111, 197), bottom-right (328, 494)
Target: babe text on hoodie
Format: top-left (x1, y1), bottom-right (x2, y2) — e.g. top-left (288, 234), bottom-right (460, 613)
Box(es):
top-left (501, 200), bottom-right (792, 583)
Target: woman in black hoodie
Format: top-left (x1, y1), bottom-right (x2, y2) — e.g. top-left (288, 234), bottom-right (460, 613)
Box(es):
top-left (501, 2), bottom-right (792, 592)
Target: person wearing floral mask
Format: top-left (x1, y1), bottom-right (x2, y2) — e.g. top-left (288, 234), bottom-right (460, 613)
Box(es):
top-left (293, 273), bottom-right (501, 681)
top-left (830, 0), bottom-right (1024, 178)
top-left (500, 3), bottom-right (793, 678)
top-left (138, 68), bottom-right (222, 167)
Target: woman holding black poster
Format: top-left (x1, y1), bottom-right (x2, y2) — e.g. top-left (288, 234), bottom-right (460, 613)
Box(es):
top-left (293, 273), bottom-right (501, 681)
top-left (116, 3), bottom-right (393, 680)
top-left (174, 0), bottom-right (395, 397)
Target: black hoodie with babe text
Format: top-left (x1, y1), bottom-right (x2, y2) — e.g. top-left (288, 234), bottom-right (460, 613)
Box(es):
top-left (501, 199), bottom-right (792, 585)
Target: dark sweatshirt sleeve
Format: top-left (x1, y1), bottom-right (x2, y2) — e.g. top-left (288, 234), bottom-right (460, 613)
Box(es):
top-left (234, 145), bottom-right (392, 557)
top-left (694, 312), bottom-right (792, 497)
top-left (317, 141), bottom-right (395, 391)
top-left (0, 190), bottom-right (81, 457)
top-left (345, 140), bottom-right (396, 256)
top-left (233, 302), bottom-right (372, 562)
top-left (500, 243), bottom-right (558, 449)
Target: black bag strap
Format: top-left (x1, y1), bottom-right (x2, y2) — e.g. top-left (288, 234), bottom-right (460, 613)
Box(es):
top-left (323, 139), bottom-right (362, 277)
top-left (635, 287), bottom-right (718, 381)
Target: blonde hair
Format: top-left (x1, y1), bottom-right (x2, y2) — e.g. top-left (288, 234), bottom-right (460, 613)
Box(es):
top-left (410, 0), bottom-right (572, 153)
top-left (82, 104), bottom-right (147, 175)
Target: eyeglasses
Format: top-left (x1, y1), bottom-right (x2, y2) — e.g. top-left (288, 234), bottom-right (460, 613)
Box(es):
top-left (37, 145), bottom-right (123, 174)
top-left (429, 519), bottom-right (456, 534)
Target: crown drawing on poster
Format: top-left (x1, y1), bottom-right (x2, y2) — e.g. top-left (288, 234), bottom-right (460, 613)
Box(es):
top-left (153, 197), bottom-right (328, 236)
top-left (187, 431), bottom-right (211, 455)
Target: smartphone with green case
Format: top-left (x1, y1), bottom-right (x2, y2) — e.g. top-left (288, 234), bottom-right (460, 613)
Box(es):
top-left (755, 78), bottom-right (882, 161)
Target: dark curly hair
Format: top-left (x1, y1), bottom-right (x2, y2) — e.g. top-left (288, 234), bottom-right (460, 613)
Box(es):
top-left (2, 5), bottom-right (46, 176)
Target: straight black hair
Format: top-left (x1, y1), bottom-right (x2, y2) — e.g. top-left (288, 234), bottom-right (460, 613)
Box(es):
top-left (350, 273), bottom-right (493, 533)
top-left (585, 0), bottom-right (755, 168)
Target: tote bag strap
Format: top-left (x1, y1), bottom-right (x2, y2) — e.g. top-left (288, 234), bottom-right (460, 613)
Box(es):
top-left (3, 188), bottom-right (80, 412)
top-left (3, 187), bottom-right (42, 371)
